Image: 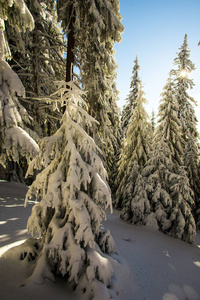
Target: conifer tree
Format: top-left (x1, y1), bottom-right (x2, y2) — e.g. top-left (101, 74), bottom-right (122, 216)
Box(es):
top-left (20, 1), bottom-right (123, 297)
top-left (171, 34), bottom-right (200, 227)
top-left (120, 164), bottom-right (151, 223)
top-left (183, 135), bottom-right (200, 229)
top-left (121, 56), bottom-right (141, 135)
top-left (150, 110), bottom-right (156, 133)
top-left (141, 139), bottom-right (196, 243)
top-left (57, 0), bottom-right (124, 182)
top-left (114, 84), bottom-right (152, 209)
top-left (24, 83), bottom-right (116, 299)
top-left (170, 34), bottom-right (198, 143)
top-left (0, 0), bottom-right (39, 180)
top-left (155, 78), bottom-right (184, 169)
top-left (7, 0), bottom-right (66, 136)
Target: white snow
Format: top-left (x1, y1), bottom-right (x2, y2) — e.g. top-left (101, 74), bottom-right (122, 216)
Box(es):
top-left (0, 181), bottom-right (200, 300)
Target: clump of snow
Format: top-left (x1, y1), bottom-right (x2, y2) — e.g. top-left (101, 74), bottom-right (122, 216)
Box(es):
top-left (145, 212), bottom-right (159, 230)
top-left (0, 60), bottom-right (25, 97)
top-left (4, 126), bottom-right (39, 163)
top-left (0, 59), bottom-right (39, 166)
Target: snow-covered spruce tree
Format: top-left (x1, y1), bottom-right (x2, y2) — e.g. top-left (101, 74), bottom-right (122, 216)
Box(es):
top-left (120, 163), bottom-right (151, 223)
top-left (170, 34), bottom-right (200, 227)
top-left (141, 139), bottom-right (196, 243)
top-left (170, 34), bottom-right (198, 143)
top-left (169, 166), bottom-right (196, 243)
top-left (24, 82), bottom-right (116, 299)
top-left (121, 55), bottom-right (141, 135)
top-left (78, 2), bottom-right (123, 195)
top-left (57, 0), bottom-right (124, 189)
top-left (154, 78), bottom-right (184, 170)
top-left (0, 0), bottom-right (39, 181)
top-left (196, 159), bottom-right (200, 229)
top-left (150, 110), bottom-right (156, 134)
top-left (114, 84), bottom-right (152, 209)
top-left (183, 135), bottom-right (200, 229)
top-left (7, 0), bottom-right (66, 137)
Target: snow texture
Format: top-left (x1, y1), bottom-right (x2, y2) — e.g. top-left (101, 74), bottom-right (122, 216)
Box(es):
top-left (0, 2), bottom-right (39, 167)
top-left (0, 61), bottom-right (39, 165)
top-left (0, 181), bottom-right (200, 300)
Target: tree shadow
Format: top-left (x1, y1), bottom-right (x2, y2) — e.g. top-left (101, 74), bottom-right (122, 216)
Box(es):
top-left (0, 181), bottom-right (34, 252)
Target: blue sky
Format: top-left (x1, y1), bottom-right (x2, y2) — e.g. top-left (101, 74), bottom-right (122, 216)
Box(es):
top-left (115, 0), bottom-right (200, 122)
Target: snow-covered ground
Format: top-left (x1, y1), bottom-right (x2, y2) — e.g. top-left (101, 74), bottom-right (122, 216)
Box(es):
top-left (0, 181), bottom-right (200, 300)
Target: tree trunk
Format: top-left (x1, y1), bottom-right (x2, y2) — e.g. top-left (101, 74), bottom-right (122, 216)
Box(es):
top-left (62, 2), bottom-right (75, 114)
top-left (32, 24), bottom-right (40, 127)
top-left (66, 3), bottom-right (75, 83)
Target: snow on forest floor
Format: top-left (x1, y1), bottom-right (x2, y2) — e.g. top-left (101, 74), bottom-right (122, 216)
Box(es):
top-left (0, 181), bottom-right (200, 300)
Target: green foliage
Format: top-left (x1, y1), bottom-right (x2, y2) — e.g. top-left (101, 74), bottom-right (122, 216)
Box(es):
top-left (155, 78), bottom-right (184, 169)
top-left (121, 56), bottom-right (141, 134)
top-left (115, 84), bottom-right (152, 208)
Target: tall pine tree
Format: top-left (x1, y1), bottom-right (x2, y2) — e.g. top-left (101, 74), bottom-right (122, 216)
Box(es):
top-left (57, 0), bottom-right (124, 184)
top-left (121, 55), bottom-right (141, 135)
top-left (170, 34), bottom-right (200, 227)
top-left (114, 83), bottom-right (152, 209)
top-left (154, 78), bottom-right (184, 169)
top-left (170, 34), bottom-right (198, 143)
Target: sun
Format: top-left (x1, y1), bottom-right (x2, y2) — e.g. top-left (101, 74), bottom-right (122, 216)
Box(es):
top-left (180, 69), bottom-right (188, 78)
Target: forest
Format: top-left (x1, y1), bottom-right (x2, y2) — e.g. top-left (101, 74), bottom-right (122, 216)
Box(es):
top-left (0, 1), bottom-right (200, 300)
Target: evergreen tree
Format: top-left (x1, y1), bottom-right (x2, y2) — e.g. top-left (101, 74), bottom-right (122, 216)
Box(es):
top-left (150, 109), bottom-right (156, 133)
top-left (0, 0), bottom-right (39, 181)
top-left (155, 78), bottom-right (184, 169)
top-left (20, 1), bottom-right (123, 296)
top-left (57, 0), bottom-right (124, 183)
top-left (120, 164), bottom-right (151, 223)
top-left (142, 139), bottom-right (196, 243)
top-left (121, 55), bottom-right (141, 135)
top-left (114, 84), bottom-right (152, 209)
top-left (196, 159), bottom-right (200, 229)
top-left (170, 34), bottom-right (198, 143)
top-left (171, 34), bottom-right (200, 228)
top-left (7, 0), bottom-right (66, 136)
top-left (120, 74), bottom-right (197, 242)
top-left (24, 83), bottom-right (116, 298)
top-left (183, 135), bottom-right (200, 229)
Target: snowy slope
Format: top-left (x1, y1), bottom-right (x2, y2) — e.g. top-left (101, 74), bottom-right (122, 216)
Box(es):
top-left (0, 181), bottom-right (200, 300)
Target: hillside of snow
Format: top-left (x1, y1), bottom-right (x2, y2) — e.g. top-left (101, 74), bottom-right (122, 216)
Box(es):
top-left (0, 181), bottom-right (200, 300)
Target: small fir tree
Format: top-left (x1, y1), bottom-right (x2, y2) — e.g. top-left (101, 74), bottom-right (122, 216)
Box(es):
top-left (24, 83), bottom-right (116, 299)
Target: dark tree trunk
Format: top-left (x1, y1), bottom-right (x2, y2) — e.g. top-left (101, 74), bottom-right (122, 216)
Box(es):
top-left (62, 2), bottom-right (75, 114)
top-left (32, 24), bottom-right (40, 126)
top-left (66, 10), bottom-right (75, 83)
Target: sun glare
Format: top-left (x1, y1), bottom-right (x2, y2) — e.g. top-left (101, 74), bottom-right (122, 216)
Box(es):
top-left (180, 69), bottom-right (188, 78)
